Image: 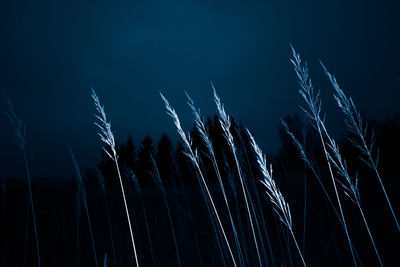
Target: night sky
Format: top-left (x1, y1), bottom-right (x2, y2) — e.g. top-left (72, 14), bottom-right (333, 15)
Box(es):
top-left (1, 0), bottom-right (399, 178)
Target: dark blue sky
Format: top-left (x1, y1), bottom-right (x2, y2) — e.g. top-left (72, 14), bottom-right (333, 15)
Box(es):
top-left (1, 0), bottom-right (399, 177)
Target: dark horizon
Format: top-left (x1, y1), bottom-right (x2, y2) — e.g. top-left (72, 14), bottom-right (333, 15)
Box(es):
top-left (1, 0), bottom-right (400, 177)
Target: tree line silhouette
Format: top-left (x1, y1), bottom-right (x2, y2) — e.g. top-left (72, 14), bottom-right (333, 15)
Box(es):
top-left (94, 113), bottom-right (400, 197)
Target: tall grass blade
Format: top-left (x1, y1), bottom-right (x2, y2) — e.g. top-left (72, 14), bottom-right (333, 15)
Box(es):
top-left (91, 89), bottom-right (140, 267)
top-left (212, 85), bottom-right (263, 266)
top-left (247, 129), bottom-right (306, 267)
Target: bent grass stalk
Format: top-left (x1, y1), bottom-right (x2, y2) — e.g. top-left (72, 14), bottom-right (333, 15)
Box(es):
top-left (6, 100), bottom-right (41, 267)
top-left (160, 93), bottom-right (237, 267)
top-left (236, 130), bottom-right (275, 267)
top-left (226, 166), bottom-right (250, 266)
top-left (162, 95), bottom-right (228, 266)
top-left (326, 137), bottom-right (383, 266)
top-left (234, 129), bottom-right (272, 266)
top-left (301, 124), bottom-right (308, 256)
top-left (322, 63), bottom-right (400, 233)
top-left (321, 64), bottom-right (384, 265)
top-left (247, 129), bottom-right (306, 267)
top-left (91, 89), bottom-right (139, 267)
top-left (212, 85), bottom-right (263, 266)
top-left (282, 120), bottom-right (366, 264)
top-left (312, 64), bottom-right (384, 264)
top-left (186, 93), bottom-right (245, 266)
top-left (290, 47), bottom-right (357, 266)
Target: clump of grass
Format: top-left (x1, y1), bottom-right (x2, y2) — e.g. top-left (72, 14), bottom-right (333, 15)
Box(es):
top-left (320, 63), bottom-right (383, 265)
top-left (91, 89), bottom-right (140, 267)
top-left (322, 63), bottom-right (400, 232)
top-left (290, 47), bottom-right (357, 266)
top-left (6, 99), bottom-right (41, 267)
top-left (324, 130), bottom-right (383, 266)
top-left (186, 92), bottom-right (245, 266)
top-left (213, 85), bottom-right (264, 266)
top-left (247, 129), bottom-right (306, 267)
top-left (160, 92), bottom-right (238, 267)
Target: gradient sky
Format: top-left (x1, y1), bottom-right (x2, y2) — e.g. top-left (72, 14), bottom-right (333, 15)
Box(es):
top-left (1, 0), bottom-right (399, 178)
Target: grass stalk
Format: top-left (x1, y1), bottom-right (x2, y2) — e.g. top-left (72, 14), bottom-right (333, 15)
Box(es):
top-left (322, 62), bottom-right (400, 233)
top-left (212, 86), bottom-right (263, 266)
top-left (320, 123), bottom-right (383, 266)
top-left (237, 130), bottom-right (275, 266)
top-left (91, 89), bottom-right (139, 267)
top-left (247, 129), bottom-right (307, 267)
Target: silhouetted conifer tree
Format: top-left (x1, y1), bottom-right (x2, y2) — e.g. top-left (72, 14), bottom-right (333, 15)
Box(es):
top-left (119, 134), bottom-right (136, 171)
top-left (156, 133), bottom-right (174, 186)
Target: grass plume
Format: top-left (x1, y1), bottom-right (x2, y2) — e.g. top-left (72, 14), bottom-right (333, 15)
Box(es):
top-left (186, 92), bottom-right (245, 266)
top-left (247, 129), bottom-right (306, 266)
top-left (91, 89), bottom-right (139, 267)
top-left (321, 62), bottom-right (400, 233)
top-left (320, 63), bottom-right (384, 265)
top-left (213, 85), bottom-right (263, 266)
